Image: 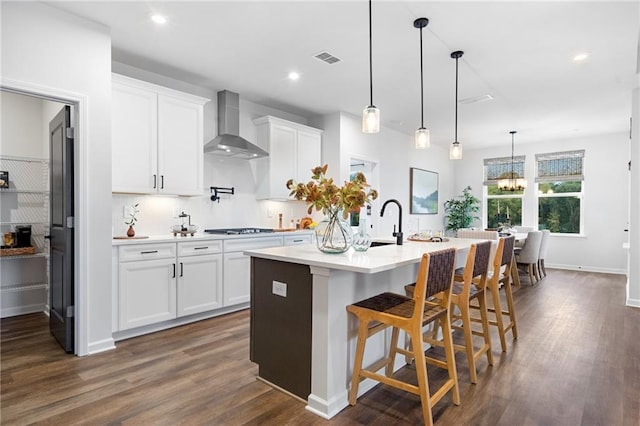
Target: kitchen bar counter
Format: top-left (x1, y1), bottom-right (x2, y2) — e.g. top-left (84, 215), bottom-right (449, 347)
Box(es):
top-left (246, 238), bottom-right (476, 419)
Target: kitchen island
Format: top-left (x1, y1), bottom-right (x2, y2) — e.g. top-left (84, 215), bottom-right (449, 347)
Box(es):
top-left (246, 238), bottom-right (476, 419)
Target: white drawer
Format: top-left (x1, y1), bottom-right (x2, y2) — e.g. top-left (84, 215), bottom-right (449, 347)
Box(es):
top-left (224, 236), bottom-right (283, 252)
top-left (178, 240), bottom-right (223, 257)
top-left (118, 243), bottom-right (176, 262)
top-left (283, 234), bottom-right (313, 245)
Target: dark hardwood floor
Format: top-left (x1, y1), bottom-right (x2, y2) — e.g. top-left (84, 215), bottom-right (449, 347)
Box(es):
top-left (2, 269), bottom-right (638, 425)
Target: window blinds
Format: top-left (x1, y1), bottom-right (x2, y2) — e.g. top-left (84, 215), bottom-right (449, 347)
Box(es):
top-left (535, 150), bottom-right (584, 183)
top-left (483, 155), bottom-right (525, 185)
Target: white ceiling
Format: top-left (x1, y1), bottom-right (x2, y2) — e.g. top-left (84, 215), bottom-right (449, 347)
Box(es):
top-left (49, 1), bottom-right (639, 150)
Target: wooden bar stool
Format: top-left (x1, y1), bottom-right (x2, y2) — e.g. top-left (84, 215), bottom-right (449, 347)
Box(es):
top-left (346, 248), bottom-right (458, 426)
top-left (479, 235), bottom-right (518, 352)
top-left (406, 241), bottom-right (493, 384)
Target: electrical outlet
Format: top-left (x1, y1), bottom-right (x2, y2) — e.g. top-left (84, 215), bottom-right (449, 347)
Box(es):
top-left (122, 205), bottom-right (128, 219)
top-left (173, 207), bottom-right (181, 218)
top-left (267, 208), bottom-right (274, 218)
top-left (272, 280), bottom-right (287, 297)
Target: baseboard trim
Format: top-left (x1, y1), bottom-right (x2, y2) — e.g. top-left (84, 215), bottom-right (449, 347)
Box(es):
top-left (87, 338), bottom-right (116, 355)
top-left (626, 297), bottom-right (640, 308)
top-left (0, 305), bottom-right (46, 319)
top-left (546, 263), bottom-right (626, 275)
top-left (112, 303), bottom-right (250, 342)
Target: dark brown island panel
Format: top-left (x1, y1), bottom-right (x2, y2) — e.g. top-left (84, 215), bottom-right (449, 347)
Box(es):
top-left (250, 257), bottom-right (312, 400)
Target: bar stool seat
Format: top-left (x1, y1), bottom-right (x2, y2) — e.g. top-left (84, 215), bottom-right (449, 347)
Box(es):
top-left (346, 248), bottom-right (459, 426)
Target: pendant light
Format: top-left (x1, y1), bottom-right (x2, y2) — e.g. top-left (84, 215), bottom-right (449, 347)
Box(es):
top-left (362, 0), bottom-right (379, 133)
top-left (498, 131), bottom-right (528, 191)
top-left (414, 17), bottom-right (430, 149)
top-left (449, 50), bottom-right (464, 160)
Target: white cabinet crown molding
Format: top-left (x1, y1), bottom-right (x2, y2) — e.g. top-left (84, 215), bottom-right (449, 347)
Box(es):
top-left (112, 73), bottom-right (209, 106)
top-left (253, 115), bottom-right (323, 135)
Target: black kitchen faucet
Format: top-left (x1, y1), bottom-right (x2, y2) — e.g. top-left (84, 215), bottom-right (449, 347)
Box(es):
top-left (380, 199), bottom-right (403, 245)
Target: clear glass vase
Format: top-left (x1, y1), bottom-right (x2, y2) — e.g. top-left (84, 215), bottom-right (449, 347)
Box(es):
top-left (352, 217), bottom-right (372, 252)
top-left (315, 208), bottom-right (353, 253)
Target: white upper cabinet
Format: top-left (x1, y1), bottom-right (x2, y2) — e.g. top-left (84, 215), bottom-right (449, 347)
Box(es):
top-left (253, 116), bottom-right (322, 200)
top-left (112, 74), bottom-right (209, 196)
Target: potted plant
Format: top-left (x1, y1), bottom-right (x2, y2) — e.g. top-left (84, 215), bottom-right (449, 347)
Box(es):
top-left (444, 186), bottom-right (480, 234)
top-left (124, 203), bottom-right (140, 237)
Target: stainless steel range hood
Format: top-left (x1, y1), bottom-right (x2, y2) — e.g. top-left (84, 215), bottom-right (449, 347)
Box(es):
top-left (203, 90), bottom-right (268, 159)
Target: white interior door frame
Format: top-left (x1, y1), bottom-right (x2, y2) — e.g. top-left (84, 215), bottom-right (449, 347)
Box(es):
top-left (1, 77), bottom-right (89, 356)
top-left (348, 154), bottom-right (380, 237)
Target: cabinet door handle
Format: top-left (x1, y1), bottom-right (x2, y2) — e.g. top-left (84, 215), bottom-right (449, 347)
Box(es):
top-left (194, 246), bottom-right (209, 250)
top-left (180, 262), bottom-right (183, 277)
top-left (172, 263), bottom-right (176, 278)
top-left (161, 175), bottom-right (164, 189)
top-left (140, 250), bottom-right (158, 254)
top-left (292, 239), bottom-right (303, 243)
top-left (153, 174), bottom-right (157, 189)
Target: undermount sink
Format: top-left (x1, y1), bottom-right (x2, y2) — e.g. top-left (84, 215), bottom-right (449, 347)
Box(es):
top-left (370, 241), bottom-right (395, 247)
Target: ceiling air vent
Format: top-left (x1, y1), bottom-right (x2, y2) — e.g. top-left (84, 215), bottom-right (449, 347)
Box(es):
top-left (314, 51), bottom-right (342, 64)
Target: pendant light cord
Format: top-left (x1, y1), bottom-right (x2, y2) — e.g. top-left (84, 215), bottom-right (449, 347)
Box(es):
top-left (511, 132), bottom-right (515, 179)
top-left (369, 0), bottom-right (373, 106)
top-left (419, 25), bottom-right (424, 128)
top-left (454, 55), bottom-right (459, 142)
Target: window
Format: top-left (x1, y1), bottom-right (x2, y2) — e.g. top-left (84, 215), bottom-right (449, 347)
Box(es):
top-left (536, 150), bottom-right (584, 234)
top-left (484, 155), bottom-right (525, 228)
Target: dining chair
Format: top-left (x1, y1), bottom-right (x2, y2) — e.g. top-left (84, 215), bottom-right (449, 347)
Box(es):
top-left (538, 229), bottom-right (551, 277)
top-left (514, 230), bottom-right (543, 285)
top-left (407, 241), bottom-right (493, 384)
top-left (346, 248), bottom-right (458, 426)
top-left (475, 235), bottom-right (518, 352)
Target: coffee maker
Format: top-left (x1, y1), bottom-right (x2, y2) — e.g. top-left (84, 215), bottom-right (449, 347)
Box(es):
top-left (15, 225), bottom-right (32, 248)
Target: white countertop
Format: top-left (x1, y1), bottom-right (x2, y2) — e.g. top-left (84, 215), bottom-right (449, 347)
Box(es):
top-left (112, 230), bottom-right (313, 246)
top-left (244, 237), bottom-right (478, 274)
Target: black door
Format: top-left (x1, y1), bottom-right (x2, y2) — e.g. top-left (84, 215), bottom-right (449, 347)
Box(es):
top-left (49, 106), bottom-right (74, 353)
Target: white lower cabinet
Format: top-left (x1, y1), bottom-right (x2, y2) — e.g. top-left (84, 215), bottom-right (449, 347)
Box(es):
top-left (119, 257), bottom-right (177, 330)
top-left (117, 240), bottom-right (223, 331)
top-left (222, 236), bottom-right (283, 307)
top-left (177, 253), bottom-right (223, 316)
top-left (283, 233), bottom-right (313, 246)
top-left (114, 234), bottom-right (311, 334)
top-left (222, 251), bottom-right (251, 306)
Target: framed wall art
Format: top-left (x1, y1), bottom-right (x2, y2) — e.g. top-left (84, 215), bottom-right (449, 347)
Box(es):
top-left (410, 167), bottom-right (438, 214)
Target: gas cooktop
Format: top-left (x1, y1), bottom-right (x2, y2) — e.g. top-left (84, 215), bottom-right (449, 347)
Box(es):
top-left (204, 228), bottom-right (274, 235)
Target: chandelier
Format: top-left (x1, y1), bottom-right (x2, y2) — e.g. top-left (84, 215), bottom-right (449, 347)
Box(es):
top-left (498, 130), bottom-right (527, 191)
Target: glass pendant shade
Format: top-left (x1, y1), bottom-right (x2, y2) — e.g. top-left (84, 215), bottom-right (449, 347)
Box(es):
top-left (414, 17), bottom-right (430, 150)
top-left (450, 50), bottom-right (464, 160)
top-left (449, 141), bottom-right (462, 159)
top-left (362, 0), bottom-right (380, 134)
top-left (362, 106), bottom-right (380, 133)
top-left (415, 127), bottom-right (430, 149)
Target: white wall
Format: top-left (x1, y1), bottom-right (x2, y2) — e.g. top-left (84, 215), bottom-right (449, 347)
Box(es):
top-left (454, 131), bottom-right (629, 274)
top-left (0, 92), bottom-right (48, 158)
top-left (2, 2), bottom-right (113, 354)
top-left (317, 112), bottom-right (455, 240)
top-left (110, 63), bottom-right (321, 236)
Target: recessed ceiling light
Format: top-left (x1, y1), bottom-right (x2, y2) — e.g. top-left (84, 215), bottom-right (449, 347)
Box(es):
top-left (573, 52), bottom-right (590, 62)
top-left (288, 72), bottom-right (300, 81)
top-left (151, 14), bottom-right (167, 24)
